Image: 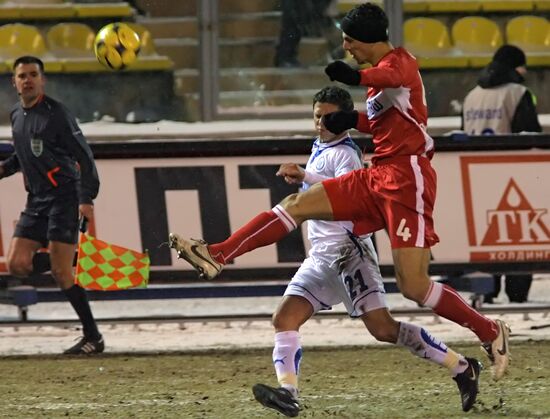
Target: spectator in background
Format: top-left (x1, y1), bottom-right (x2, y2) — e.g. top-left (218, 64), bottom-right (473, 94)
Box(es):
top-left (462, 45), bottom-right (542, 304)
top-left (274, 0), bottom-right (343, 68)
top-left (462, 44), bottom-right (541, 135)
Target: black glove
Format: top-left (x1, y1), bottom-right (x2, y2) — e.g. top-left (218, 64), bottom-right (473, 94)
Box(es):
top-left (323, 111), bottom-right (358, 135)
top-left (325, 61), bottom-right (361, 85)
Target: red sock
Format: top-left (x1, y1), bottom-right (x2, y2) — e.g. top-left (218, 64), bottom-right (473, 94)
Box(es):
top-left (208, 205), bottom-right (297, 264)
top-left (424, 282), bottom-right (498, 342)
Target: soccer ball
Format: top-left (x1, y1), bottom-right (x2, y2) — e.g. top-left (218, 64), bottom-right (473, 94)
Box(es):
top-left (94, 23), bottom-right (140, 70)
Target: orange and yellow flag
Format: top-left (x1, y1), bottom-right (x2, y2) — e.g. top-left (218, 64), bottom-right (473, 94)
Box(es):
top-left (75, 233), bottom-right (150, 291)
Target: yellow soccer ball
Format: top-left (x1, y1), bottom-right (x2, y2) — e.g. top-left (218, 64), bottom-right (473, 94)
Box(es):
top-left (94, 23), bottom-right (141, 70)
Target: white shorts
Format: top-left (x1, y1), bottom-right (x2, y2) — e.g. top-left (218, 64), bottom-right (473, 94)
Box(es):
top-left (284, 236), bottom-right (387, 318)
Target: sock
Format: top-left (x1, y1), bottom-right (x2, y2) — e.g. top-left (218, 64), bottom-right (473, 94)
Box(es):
top-left (32, 252), bottom-right (51, 273)
top-left (209, 205), bottom-right (297, 264)
top-left (273, 331), bottom-right (302, 397)
top-left (397, 322), bottom-right (468, 376)
top-left (423, 282), bottom-right (499, 343)
top-left (63, 285), bottom-right (100, 340)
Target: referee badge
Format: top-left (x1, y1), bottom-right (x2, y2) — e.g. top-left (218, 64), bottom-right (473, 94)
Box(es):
top-left (30, 137), bottom-right (43, 157)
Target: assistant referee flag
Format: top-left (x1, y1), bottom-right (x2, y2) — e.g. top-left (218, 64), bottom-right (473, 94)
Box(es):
top-left (75, 233), bottom-right (150, 290)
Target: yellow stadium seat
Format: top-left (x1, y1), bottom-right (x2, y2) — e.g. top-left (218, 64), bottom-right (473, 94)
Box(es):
top-left (452, 16), bottom-right (503, 66)
top-left (506, 15), bottom-right (550, 52)
top-left (404, 18), bottom-right (469, 68)
top-left (507, 16), bottom-right (550, 66)
top-left (404, 18), bottom-right (452, 54)
top-left (47, 23), bottom-right (96, 58)
top-left (0, 23), bottom-right (47, 58)
top-left (0, 24), bottom-right (63, 72)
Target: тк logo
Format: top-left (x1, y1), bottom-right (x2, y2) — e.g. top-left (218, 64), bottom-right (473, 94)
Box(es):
top-left (460, 155), bottom-right (550, 262)
top-left (481, 178), bottom-right (550, 246)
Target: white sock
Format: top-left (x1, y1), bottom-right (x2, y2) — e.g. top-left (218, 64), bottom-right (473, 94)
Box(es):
top-left (273, 331), bottom-right (302, 397)
top-left (397, 322), bottom-right (468, 376)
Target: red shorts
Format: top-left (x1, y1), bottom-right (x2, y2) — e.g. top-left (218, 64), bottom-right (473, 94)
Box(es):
top-left (322, 155), bottom-right (439, 248)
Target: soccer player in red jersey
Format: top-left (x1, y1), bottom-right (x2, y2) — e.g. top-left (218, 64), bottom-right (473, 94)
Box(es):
top-left (170, 2), bottom-right (509, 384)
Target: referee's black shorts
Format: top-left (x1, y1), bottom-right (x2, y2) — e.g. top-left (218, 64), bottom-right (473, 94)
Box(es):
top-left (14, 191), bottom-right (80, 247)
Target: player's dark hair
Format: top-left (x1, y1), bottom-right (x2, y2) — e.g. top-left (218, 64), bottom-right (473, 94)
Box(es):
top-left (13, 56), bottom-right (45, 73)
top-left (313, 86), bottom-right (354, 112)
top-left (340, 2), bottom-right (389, 43)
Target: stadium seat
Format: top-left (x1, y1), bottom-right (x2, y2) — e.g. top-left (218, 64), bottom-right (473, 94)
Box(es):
top-left (404, 17), bottom-right (469, 68)
top-left (506, 15), bottom-right (550, 66)
top-left (506, 16), bottom-right (550, 51)
top-left (0, 23), bottom-right (47, 58)
top-left (47, 23), bottom-right (96, 58)
top-left (0, 23), bottom-right (62, 72)
top-left (451, 16), bottom-right (503, 66)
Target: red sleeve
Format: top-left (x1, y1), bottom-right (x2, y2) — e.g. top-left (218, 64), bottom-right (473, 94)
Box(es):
top-left (356, 112), bottom-right (371, 134)
top-left (359, 59), bottom-right (403, 88)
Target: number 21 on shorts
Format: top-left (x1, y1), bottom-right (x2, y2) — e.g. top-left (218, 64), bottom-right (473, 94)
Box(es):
top-left (396, 218), bottom-right (411, 242)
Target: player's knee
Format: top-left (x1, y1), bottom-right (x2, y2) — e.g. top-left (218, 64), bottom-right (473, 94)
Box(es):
top-left (7, 258), bottom-right (32, 277)
top-left (272, 312), bottom-right (299, 332)
top-left (400, 287), bottom-right (425, 303)
top-left (279, 193), bottom-right (304, 224)
top-left (399, 277), bottom-right (430, 303)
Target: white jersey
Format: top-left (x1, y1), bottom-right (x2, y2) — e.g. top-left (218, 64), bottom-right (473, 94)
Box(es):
top-left (302, 135), bottom-right (363, 260)
top-left (285, 134), bottom-right (387, 317)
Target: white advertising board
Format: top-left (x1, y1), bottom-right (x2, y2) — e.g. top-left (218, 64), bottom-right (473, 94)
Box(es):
top-left (1, 149), bottom-right (548, 274)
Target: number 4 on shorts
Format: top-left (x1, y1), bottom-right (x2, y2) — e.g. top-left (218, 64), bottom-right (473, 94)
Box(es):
top-left (396, 218), bottom-right (411, 242)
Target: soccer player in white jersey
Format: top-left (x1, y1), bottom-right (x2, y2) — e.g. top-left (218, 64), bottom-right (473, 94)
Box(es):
top-left (177, 86), bottom-right (482, 416)
top-left (170, 3), bottom-right (510, 395)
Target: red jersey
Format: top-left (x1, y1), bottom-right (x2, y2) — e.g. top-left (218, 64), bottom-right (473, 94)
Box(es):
top-left (356, 47), bottom-right (434, 162)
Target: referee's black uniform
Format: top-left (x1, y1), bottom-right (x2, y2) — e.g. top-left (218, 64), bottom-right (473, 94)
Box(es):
top-left (2, 94), bottom-right (99, 245)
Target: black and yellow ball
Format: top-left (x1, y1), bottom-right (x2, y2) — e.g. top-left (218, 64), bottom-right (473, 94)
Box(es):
top-left (94, 23), bottom-right (141, 70)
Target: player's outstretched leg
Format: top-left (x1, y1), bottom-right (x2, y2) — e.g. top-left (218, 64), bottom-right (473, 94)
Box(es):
top-left (252, 383), bottom-right (300, 417)
top-left (168, 234), bottom-right (222, 280)
top-left (480, 319), bottom-right (511, 381)
top-left (453, 357), bottom-right (483, 412)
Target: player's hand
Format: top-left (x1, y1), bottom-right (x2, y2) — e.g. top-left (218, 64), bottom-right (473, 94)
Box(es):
top-left (323, 111), bottom-right (359, 134)
top-left (79, 204), bottom-right (94, 225)
top-left (276, 163), bottom-right (305, 184)
top-left (325, 61), bottom-right (360, 85)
